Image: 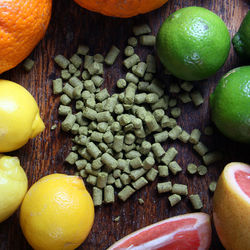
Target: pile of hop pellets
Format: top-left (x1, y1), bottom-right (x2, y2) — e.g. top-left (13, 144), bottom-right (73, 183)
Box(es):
top-left (52, 24), bottom-right (222, 208)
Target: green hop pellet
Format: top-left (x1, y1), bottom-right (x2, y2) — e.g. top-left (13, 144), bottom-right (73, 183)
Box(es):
top-left (96, 89), bottom-right (110, 102)
top-left (123, 54), bottom-right (140, 69)
top-left (158, 165), bottom-right (169, 177)
top-left (146, 93), bottom-right (159, 104)
top-left (74, 70), bottom-right (81, 77)
top-left (117, 78), bottom-right (127, 89)
top-left (146, 55), bottom-right (156, 73)
top-left (75, 112), bottom-right (88, 126)
top-left (138, 198), bottom-right (144, 205)
top-left (190, 90), bottom-right (204, 106)
top-left (120, 173), bottom-right (131, 185)
top-left (125, 133), bottom-right (136, 145)
top-left (97, 172), bottom-right (108, 189)
top-left (187, 163), bottom-right (198, 175)
top-left (61, 114), bottom-right (76, 132)
top-left (197, 165), bottom-right (208, 176)
top-left (134, 62), bottom-right (147, 78)
top-left (140, 35), bottom-right (156, 46)
top-left (23, 58), bottom-right (35, 72)
top-left (107, 175), bottom-right (116, 185)
top-left (93, 53), bottom-right (104, 63)
top-left (128, 37), bottom-right (138, 47)
top-left (78, 148), bottom-right (91, 161)
top-left (145, 115), bottom-right (160, 133)
top-left (51, 124), bottom-right (57, 130)
top-left (62, 83), bottom-right (74, 98)
top-left (189, 194), bottom-right (203, 210)
top-left (90, 131), bottom-right (103, 143)
top-left (189, 129), bottom-right (201, 144)
top-left (147, 79), bottom-right (164, 97)
top-left (99, 142), bottom-right (108, 153)
top-left (124, 46), bottom-right (134, 57)
top-left (126, 72), bottom-right (139, 84)
top-left (169, 83), bottom-right (181, 94)
top-left (58, 105), bottom-right (72, 116)
top-left (157, 181), bottom-right (172, 193)
top-left (139, 141), bottom-right (151, 155)
top-left (169, 126), bottom-right (182, 140)
top-left (146, 168), bottom-right (158, 182)
top-left (87, 175), bottom-right (97, 186)
top-left (113, 169), bottom-right (121, 178)
top-left (84, 55), bottom-right (93, 69)
top-left (132, 177), bottom-right (148, 190)
top-left (172, 184), bottom-right (188, 196)
top-left (161, 147), bottom-right (178, 165)
top-left (104, 185), bottom-right (115, 203)
top-left (152, 143), bottom-right (165, 158)
top-left (130, 157), bottom-right (143, 169)
top-left (209, 181), bottom-right (217, 192)
top-left (70, 54), bottom-right (82, 68)
top-left (88, 62), bottom-right (103, 75)
top-left (82, 70), bottom-right (90, 80)
top-left (154, 131), bottom-right (168, 143)
top-left (68, 63), bottom-right (77, 74)
top-left (65, 152), bottom-right (78, 165)
top-left (144, 73), bottom-right (153, 82)
top-left (153, 109), bottom-right (165, 122)
top-left (113, 135), bottom-right (124, 153)
top-left (77, 45), bottom-right (89, 56)
top-left (118, 185), bottom-right (135, 202)
top-left (133, 24), bottom-right (151, 36)
top-left (204, 126), bottom-right (214, 136)
top-left (71, 123), bottom-right (79, 134)
top-left (151, 97), bottom-right (168, 111)
top-left (115, 179), bottom-right (123, 189)
top-left (130, 168), bottom-right (146, 181)
top-left (168, 98), bottom-right (177, 108)
top-left (93, 187), bottom-right (102, 206)
top-left (179, 92), bottom-right (192, 103)
top-left (75, 159), bottom-right (87, 170)
top-left (91, 75), bottom-right (104, 87)
top-left (75, 100), bottom-right (84, 110)
top-left (73, 85), bottom-right (83, 99)
top-left (87, 142), bottom-right (101, 159)
top-left (168, 194), bottom-right (181, 207)
top-left (124, 83), bottom-right (137, 105)
top-left (101, 153), bottom-right (118, 169)
top-left (53, 78), bottom-right (63, 94)
top-left (138, 81), bottom-right (150, 91)
top-left (80, 169), bottom-right (87, 178)
top-left (202, 151), bottom-right (223, 166)
top-left (171, 107), bottom-right (181, 118)
top-left (126, 150), bottom-right (141, 159)
top-left (178, 130), bottom-right (190, 143)
top-left (193, 142), bottom-right (209, 156)
top-left (180, 81), bottom-right (194, 92)
top-left (169, 161), bottom-right (182, 175)
top-left (105, 45), bottom-right (120, 66)
top-left (84, 80), bottom-right (96, 93)
top-left (103, 131), bottom-right (114, 144)
top-left (82, 107), bottom-right (97, 121)
top-left (54, 54), bottom-right (70, 69)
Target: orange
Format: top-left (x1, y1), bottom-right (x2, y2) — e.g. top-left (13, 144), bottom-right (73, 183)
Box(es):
top-left (74, 0), bottom-right (168, 18)
top-left (213, 162), bottom-right (250, 250)
top-left (0, 0), bottom-right (52, 74)
top-left (108, 213), bottom-right (211, 249)
top-left (20, 174), bottom-right (94, 250)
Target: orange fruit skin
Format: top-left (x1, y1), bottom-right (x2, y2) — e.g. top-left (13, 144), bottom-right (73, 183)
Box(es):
top-left (74, 0), bottom-right (168, 18)
top-left (0, 0), bottom-right (52, 74)
top-left (213, 162), bottom-right (250, 250)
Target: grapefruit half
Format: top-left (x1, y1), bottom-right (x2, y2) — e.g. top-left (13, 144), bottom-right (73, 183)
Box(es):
top-left (213, 162), bottom-right (250, 249)
top-left (108, 213), bottom-right (211, 250)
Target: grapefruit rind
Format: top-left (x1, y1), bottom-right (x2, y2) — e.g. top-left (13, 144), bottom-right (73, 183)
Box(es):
top-left (108, 213), bottom-right (211, 250)
top-left (224, 162), bottom-right (250, 204)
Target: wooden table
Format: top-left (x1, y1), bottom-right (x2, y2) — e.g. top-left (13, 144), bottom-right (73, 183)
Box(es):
top-left (0, 0), bottom-right (249, 249)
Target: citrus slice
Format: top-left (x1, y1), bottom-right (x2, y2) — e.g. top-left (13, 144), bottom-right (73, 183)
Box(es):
top-left (108, 213), bottom-right (211, 250)
top-left (213, 162), bottom-right (250, 249)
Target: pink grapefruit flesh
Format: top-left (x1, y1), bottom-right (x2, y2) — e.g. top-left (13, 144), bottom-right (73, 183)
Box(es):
top-left (213, 162), bottom-right (250, 249)
top-left (108, 213), bottom-right (211, 250)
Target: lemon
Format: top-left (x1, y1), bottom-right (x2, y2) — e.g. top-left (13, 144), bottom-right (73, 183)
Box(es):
top-left (0, 154), bottom-right (28, 223)
top-left (210, 66), bottom-right (250, 143)
top-left (0, 80), bottom-right (45, 152)
top-left (20, 173), bottom-right (95, 250)
top-left (232, 11), bottom-right (250, 61)
top-left (156, 7), bottom-right (230, 81)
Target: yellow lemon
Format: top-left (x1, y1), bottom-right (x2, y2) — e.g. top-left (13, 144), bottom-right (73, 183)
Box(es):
top-left (20, 173), bottom-right (95, 250)
top-left (0, 80), bottom-right (45, 152)
top-left (0, 154), bottom-right (28, 223)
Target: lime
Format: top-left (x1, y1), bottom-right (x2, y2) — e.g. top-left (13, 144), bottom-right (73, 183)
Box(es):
top-left (210, 66), bottom-right (250, 143)
top-left (156, 7), bottom-right (230, 81)
top-left (232, 11), bottom-right (250, 61)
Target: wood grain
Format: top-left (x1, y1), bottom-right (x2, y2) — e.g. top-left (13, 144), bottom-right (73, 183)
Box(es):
top-left (0, 0), bottom-right (249, 249)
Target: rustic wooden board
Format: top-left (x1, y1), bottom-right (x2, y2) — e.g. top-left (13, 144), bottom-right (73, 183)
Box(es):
top-left (0, 0), bottom-right (249, 249)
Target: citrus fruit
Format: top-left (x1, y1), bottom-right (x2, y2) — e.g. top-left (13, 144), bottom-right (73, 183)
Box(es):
top-left (213, 162), bottom-right (250, 249)
top-left (108, 213), bottom-right (211, 249)
top-left (232, 11), bottom-right (250, 61)
top-left (210, 66), bottom-right (250, 143)
top-left (156, 7), bottom-right (230, 81)
top-left (20, 173), bottom-right (94, 250)
top-left (0, 0), bottom-right (52, 74)
top-left (74, 0), bottom-right (168, 18)
top-left (0, 80), bottom-right (45, 152)
top-left (0, 155), bottom-right (28, 223)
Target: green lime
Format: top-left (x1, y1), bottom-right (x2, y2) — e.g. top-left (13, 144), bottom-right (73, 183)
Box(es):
top-left (210, 66), bottom-right (250, 143)
top-left (232, 11), bottom-right (250, 61)
top-left (156, 7), bottom-right (230, 81)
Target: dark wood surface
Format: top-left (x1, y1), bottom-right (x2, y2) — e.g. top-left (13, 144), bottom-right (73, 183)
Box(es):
top-left (0, 0), bottom-right (249, 249)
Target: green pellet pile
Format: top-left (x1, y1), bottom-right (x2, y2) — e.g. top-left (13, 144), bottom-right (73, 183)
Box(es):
top-left (52, 24), bottom-right (222, 207)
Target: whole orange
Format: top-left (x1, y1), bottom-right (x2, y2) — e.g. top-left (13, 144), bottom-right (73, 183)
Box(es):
top-left (74, 0), bottom-right (168, 18)
top-left (0, 0), bottom-right (52, 74)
